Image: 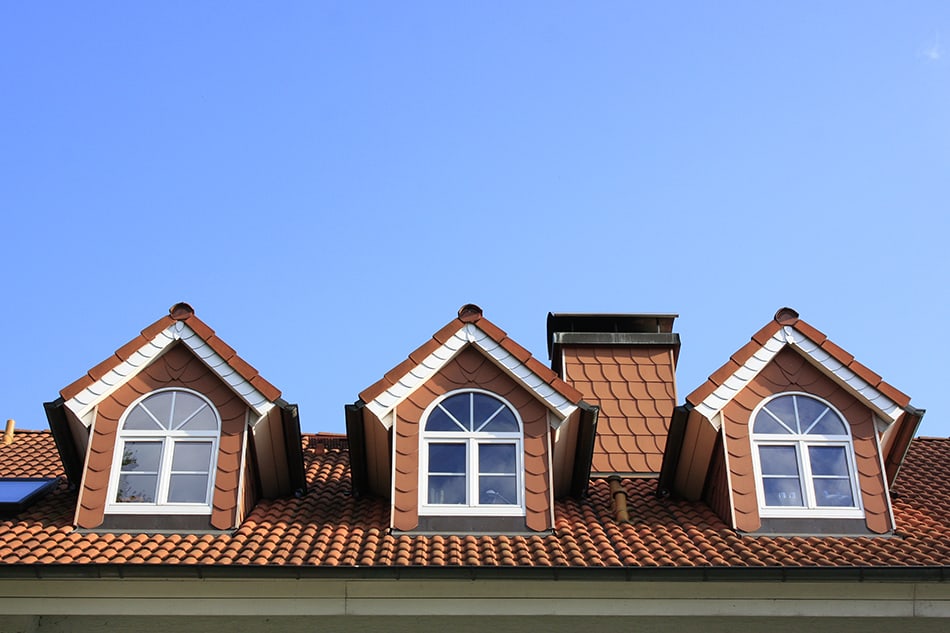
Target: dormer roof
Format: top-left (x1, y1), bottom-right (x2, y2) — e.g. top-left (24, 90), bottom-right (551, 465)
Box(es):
top-left (359, 304), bottom-right (584, 427)
top-left (60, 302), bottom-right (281, 427)
top-left (686, 307), bottom-right (912, 425)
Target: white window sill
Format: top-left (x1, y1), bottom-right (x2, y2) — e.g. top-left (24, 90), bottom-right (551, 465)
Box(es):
top-left (419, 504), bottom-right (526, 517)
top-left (105, 504), bottom-right (213, 515)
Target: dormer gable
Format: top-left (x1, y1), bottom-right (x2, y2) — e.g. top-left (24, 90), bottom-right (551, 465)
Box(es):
top-left (44, 303), bottom-right (305, 531)
top-left (346, 305), bottom-right (597, 534)
top-left (659, 308), bottom-right (924, 535)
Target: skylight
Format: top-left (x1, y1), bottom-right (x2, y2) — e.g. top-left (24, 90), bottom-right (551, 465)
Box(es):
top-left (0, 478), bottom-right (58, 515)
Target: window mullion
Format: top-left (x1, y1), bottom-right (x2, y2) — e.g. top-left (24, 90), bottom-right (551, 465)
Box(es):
top-left (155, 437), bottom-right (174, 504)
top-left (799, 441), bottom-right (817, 508)
top-left (469, 439), bottom-right (477, 507)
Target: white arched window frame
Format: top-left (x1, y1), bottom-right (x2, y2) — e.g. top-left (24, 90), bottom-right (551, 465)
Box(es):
top-left (750, 392), bottom-right (864, 519)
top-left (418, 389), bottom-right (525, 517)
top-left (106, 388), bottom-right (220, 515)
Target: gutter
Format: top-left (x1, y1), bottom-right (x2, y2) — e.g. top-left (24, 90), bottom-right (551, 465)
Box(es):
top-left (1, 563), bottom-right (948, 583)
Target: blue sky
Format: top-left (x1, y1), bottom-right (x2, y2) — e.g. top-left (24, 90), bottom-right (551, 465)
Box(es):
top-left (2, 3), bottom-right (948, 437)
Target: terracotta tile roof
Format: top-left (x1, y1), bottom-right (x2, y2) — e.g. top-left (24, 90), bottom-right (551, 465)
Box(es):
top-left (686, 308), bottom-right (911, 410)
top-left (3, 430), bottom-right (950, 570)
top-left (60, 303), bottom-right (281, 404)
top-left (359, 304), bottom-right (583, 408)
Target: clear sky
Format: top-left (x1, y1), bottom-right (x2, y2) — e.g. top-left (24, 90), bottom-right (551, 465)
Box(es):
top-left (2, 3), bottom-right (948, 437)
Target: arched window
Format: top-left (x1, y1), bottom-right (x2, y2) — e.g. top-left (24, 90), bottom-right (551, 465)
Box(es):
top-left (107, 388), bottom-right (219, 514)
top-left (751, 393), bottom-right (862, 517)
top-left (419, 390), bottom-right (524, 516)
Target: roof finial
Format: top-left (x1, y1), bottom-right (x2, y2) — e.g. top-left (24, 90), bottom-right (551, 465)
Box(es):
top-left (774, 307), bottom-right (799, 325)
top-left (458, 304), bottom-right (483, 322)
top-left (169, 302), bottom-right (195, 321)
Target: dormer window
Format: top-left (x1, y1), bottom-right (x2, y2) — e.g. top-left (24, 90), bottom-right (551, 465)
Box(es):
top-left (419, 390), bottom-right (524, 516)
top-left (751, 393), bottom-right (862, 518)
top-left (106, 388), bottom-right (220, 514)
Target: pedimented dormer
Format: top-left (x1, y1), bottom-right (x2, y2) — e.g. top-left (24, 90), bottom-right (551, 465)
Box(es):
top-left (659, 308), bottom-right (924, 535)
top-left (44, 303), bottom-right (305, 530)
top-left (346, 305), bottom-right (598, 534)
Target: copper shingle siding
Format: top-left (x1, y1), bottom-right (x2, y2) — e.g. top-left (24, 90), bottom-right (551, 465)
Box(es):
top-left (722, 348), bottom-right (890, 534)
top-left (2, 431), bottom-right (950, 568)
top-left (563, 346), bottom-right (676, 475)
top-left (75, 344), bottom-right (249, 530)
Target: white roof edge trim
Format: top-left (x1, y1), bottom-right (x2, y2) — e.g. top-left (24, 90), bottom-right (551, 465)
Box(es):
top-left (365, 323), bottom-right (578, 429)
top-left (64, 323), bottom-right (275, 425)
top-left (694, 326), bottom-right (901, 424)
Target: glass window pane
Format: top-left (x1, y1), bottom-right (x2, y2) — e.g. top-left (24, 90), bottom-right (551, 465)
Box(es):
top-left (472, 393), bottom-right (501, 425)
top-left (142, 392), bottom-right (174, 429)
top-left (171, 442), bottom-right (213, 472)
top-left (753, 409), bottom-right (791, 434)
top-left (170, 392), bottom-right (204, 428)
top-left (480, 407), bottom-right (519, 433)
top-left (167, 474), bottom-right (210, 503)
top-left (425, 407), bottom-right (464, 432)
top-left (763, 395), bottom-right (798, 432)
top-left (479, 475), bottom-right (517, 504)
top-left (116, 474), bottom-right (157, 503)
top-left (762, 477), bottom-right (804, 507)
top-left (813, 478), bottom-right (855, 507)
top-left (440, 394), bottom-right (472, 431)
top-left (123, 406), bottom-right (162, 430)
top-left (428, 475), bottom-right (466, 504)
top-left (478, 444), bottom-right (516, 474)
top-left (809, 446), bottom-right (849, 476)
top-left (120, 442), bottom-right (162, 472)
top-left (795, 396), bottom-right (828, 432)
top-left (808, 411), bottom-right (848, 436)
top-left (428, 443), bottom-right (466, 473)
top-left (174, 402), bottom-right (218, 431)
top-left (758, 446), bottom-right (800, 476)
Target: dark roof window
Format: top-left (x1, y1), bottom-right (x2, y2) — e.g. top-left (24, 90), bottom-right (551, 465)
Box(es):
top-left (0, 478), bottom-right (58, 515)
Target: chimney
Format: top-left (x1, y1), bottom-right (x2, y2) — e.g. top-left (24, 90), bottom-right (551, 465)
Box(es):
top-left (547, 313), bottom-right (680, 477)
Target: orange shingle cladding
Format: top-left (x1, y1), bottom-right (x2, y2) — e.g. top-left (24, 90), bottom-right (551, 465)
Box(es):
top-left (391, 346), bottom-right (552, 532)
top-left (563, 346), bottom-right (675, 475)
top-left (3, 430), bottom-right (950, 568)
top-left (722, 348), bottom-right (890, 534)
top-left (75, 344), bottom-right (249, 531)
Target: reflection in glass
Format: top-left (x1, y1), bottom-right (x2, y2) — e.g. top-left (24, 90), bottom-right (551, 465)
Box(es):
top-left (116, 474), bottom-right (157, 503)
top-left (121, 442), bottom-right (162, 472)
top-left (809, 446), bottom-right (848, 476)
top-left (479, 475), bottom-right (517, 504)
top-left (429, 475), bottom-right (466, 504)
top-left (478, 444), bottom-right (516, 474)
top-left (762, 477), bottom-right (804, 507)
top-left (814, 479), bottom-right (855, 507)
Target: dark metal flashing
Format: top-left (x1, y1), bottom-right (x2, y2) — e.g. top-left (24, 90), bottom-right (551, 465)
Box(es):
top-left (569, 402), bottom-right (599, 498)
top-left (43, 398), bottom-right (83, 488)
top-left (344, 400), bottom-right (369, 497)
top-left (276, 400), bottom-right (307, 495)
top-left (98, 514), bottom-right (215, 531)
top-left (656, 404), bottom-right (691, 498)
top-left (885, 407), bottom-right (925, 486)
top-left (547, 312), bottom-right (678, 359)
top-left (551, 332), bottom-right (681, 348)
top-left (2, 562), bottom-right (947, 583)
